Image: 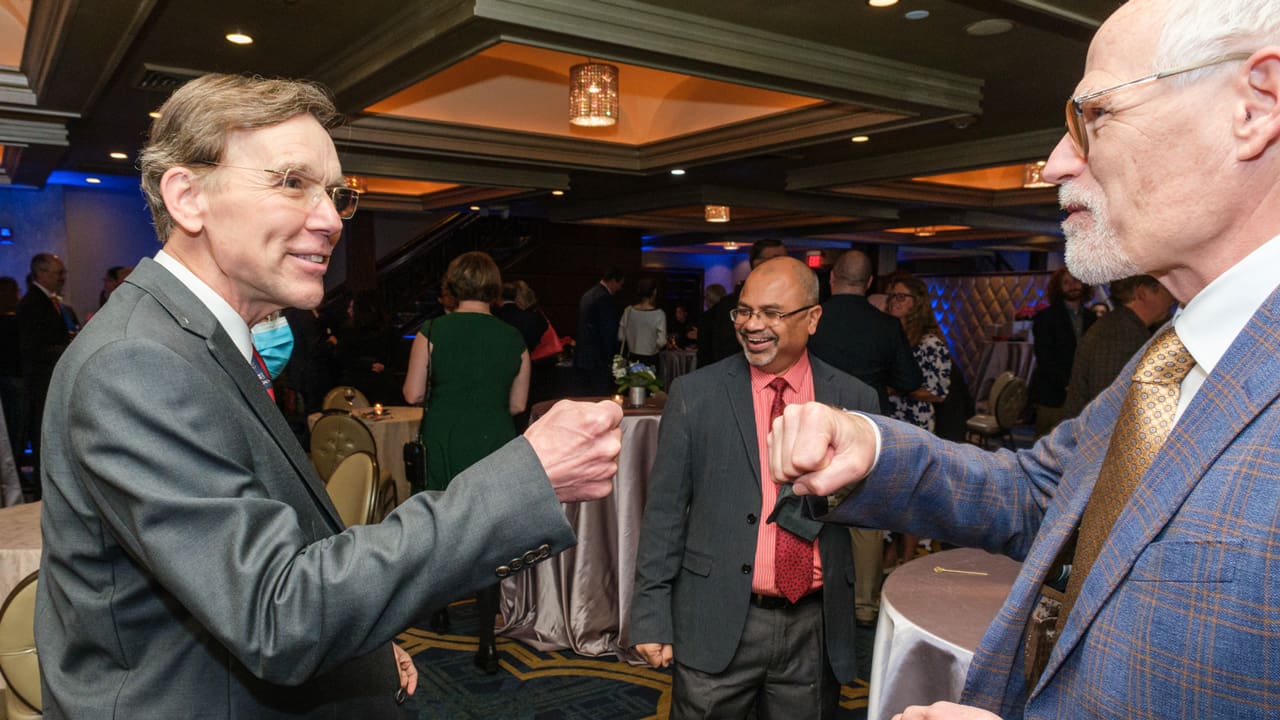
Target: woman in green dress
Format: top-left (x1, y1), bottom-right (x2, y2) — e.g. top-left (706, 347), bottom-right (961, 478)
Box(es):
top-left (402, 251), bottom-right (530, 672)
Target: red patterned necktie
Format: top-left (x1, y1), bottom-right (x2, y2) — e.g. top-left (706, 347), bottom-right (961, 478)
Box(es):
top-left (768, 376), bottom-right (812, 603)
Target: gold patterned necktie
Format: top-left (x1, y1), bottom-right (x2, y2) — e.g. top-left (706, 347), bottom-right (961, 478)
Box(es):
top-left (1060, 326), bottom-right (1195, 627)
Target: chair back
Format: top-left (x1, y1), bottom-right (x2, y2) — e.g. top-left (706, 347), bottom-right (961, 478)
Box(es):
top-left (322, 386), bottom-right (370, 411)
top-left (993, 374), bottom-right (1028, 431)
top-left (0, 570), bottom-right (42, 715)
top-left (375, 475), bottom-right (398, 523)
top-left (326, 451), bottom-right (379, 526)
top-left (985, 372), bottom-right (1016, 412)
top-left (309, 410), bottom-right (377, 481)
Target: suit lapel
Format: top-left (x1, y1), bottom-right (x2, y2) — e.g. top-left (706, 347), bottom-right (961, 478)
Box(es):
top-left (1042, 287), bottom-right (1280, 685)
top-left (722, 357), bottom-right (763, 489)
top-left (132, 259), bottom-right (344, 530)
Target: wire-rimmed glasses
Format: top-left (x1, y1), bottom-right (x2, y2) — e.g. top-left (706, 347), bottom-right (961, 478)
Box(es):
top-left (1065, 52), bottom-right (1252, 159)
top-left (196, 162), bottom-right (360, 218)
top-left (729, 304), bottom-right (817, 325)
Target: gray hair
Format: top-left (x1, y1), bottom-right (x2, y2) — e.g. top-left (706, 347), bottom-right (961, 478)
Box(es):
top-left (1154, 0), bottom-right (1280, 81)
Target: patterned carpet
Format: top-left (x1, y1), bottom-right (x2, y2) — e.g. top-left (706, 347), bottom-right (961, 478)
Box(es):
top-left (397, 598), bottom-right (872, 719)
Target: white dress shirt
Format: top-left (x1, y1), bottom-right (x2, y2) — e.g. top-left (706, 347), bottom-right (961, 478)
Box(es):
top-left (153, 250), bottom-right (255, 364)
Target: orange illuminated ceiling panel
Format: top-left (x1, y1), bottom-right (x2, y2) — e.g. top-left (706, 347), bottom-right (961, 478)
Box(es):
top-left (366, 42), bottom-right (824, 146)
top-left (912, 164), bottom-right (1028, 191)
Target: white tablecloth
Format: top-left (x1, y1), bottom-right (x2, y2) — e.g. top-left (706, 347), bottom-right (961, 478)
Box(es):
top-left (0, 501), bottom-right (41, 695)
top-left (867, 548), bottom-right (1021, 720)
top-left (972, 341), bottom-right (1035, 405)
top-left (498, 412), bottom-right (661, 660)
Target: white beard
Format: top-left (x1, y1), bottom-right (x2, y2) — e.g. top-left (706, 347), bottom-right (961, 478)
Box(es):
top-left (1059, 183), bottom-right (1142, 284)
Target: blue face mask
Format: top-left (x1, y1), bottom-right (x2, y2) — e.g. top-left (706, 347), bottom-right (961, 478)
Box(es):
top-left (250, 315), bottom-right (294, 379)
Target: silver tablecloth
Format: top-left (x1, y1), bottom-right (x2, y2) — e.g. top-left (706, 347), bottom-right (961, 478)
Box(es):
top-left (972, 341), bottom-right (1035, 404)
top-left (867, 547), bottom-right (1021, 720)
top-left (498, 413), bottom-right (661, 660)
top-left (308, 406), bottom-right (423, 504)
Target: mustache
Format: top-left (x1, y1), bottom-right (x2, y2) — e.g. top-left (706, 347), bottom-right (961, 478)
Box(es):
top-left (738, 328), bottom-right (777, 341)
top-left (1057, 182), bottom-right (1095, 211)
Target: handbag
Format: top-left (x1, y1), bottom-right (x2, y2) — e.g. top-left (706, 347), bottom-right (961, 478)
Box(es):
top-left (530, 311), bottom-right (564, 361)
top-left (403, 320), bottom-right (433, 494)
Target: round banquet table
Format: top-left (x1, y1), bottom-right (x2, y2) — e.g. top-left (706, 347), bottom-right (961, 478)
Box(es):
top-left (499, 397), bottom-right (662, 660)
top-left (0, 501), bottom-right (42, 695)
top-left (867, 547), bottom-right (1021, 720)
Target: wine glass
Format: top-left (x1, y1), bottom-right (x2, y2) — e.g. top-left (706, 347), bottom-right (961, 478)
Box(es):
top-left (343, 387), bottom-right (356, 412)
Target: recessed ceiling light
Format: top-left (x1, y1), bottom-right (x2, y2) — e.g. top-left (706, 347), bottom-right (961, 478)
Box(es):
top-left (851, 135), bottom-right (870, 143)
top-left (904, 10), bottom-right (929, 20)
top-left (109, 151), bottom-right (128, 160)
top-left (867, 0), bottom-right (898, 7)
top-left (149, 111), bottom-right (161, 119)
top-left (965, 19), bottom-right (1014, 36)
top-left (469, 205), bottom-right (481, 211)
top-left (85, 177), bottom-right (102, 184)
top-left (225, 32), bottom-right (254, 45)
top-left (670, 168), bottom-right (686, 176)
top-left (551, 190), bottom-right (565, 196)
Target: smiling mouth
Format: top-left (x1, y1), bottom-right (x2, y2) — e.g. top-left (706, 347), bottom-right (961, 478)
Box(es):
top-left (740, 333), bottom-right (776, 350)
top-left (292, 253), bottom-right (329, 265)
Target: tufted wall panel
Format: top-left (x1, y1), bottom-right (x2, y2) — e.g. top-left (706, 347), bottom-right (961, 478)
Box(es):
top-left (920, 273), bottom-right (1051, 389)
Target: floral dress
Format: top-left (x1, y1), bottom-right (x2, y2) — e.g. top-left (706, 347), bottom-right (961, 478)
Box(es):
top-left (889, 333), bottom-right (952, 433)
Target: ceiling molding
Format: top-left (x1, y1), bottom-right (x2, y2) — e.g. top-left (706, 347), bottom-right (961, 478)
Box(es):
top-left (336, 147), bottom-right (570, 190)
top-left (788, 127), bottom-right (1065, 189)
top-left (0, 116), bottom-right (69, 146)
top-left (0, 69), bottom-right (35, 106)
top-left (549, 183), bottom-right (902, 224)
top-left (831, 179), bottom-right (1060, 209)
top-left (344, 105), bottom-right (947, 177)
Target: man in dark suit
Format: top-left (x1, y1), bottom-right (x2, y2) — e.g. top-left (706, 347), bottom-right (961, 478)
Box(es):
top-left (631, 256), bottom-right (877, 719)
top-left (1061, 274), bottom-right (1176, 418)
top-left (572, 267), bottom-right (624, 395)
top-left (16, 252), bottom-right (74, 499)
top-left (697, 238), bottom-right (789, 368)
top-left (767, 2), bottom-right (1280, 716)
top-left (35, 73), bottom-right (623, 719)
top-left (1028, 267), bottom-right (1095, 430)
top-left (494, 281), bottom-right (547, 352)
top-left (808, 249), bottom-right (922, 627)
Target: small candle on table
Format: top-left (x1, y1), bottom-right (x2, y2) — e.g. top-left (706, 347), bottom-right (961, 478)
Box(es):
top-left (612, 394), bottom-right (624, 405)
top-left (374, 403), bottom-right (383, 415)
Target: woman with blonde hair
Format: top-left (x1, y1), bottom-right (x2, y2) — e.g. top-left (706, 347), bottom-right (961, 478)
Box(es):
top-left (402, 251), bottom-right (530, 671)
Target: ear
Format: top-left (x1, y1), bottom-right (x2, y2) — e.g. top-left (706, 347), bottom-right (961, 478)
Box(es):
top-left (159, 166), bottom-right (206, 236)
top-left (806, 304), bottom-right (823, 335)
top-left (1234, 48), bottom-right (1280, 161)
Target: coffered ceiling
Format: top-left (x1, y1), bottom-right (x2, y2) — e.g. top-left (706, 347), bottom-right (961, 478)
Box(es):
top-left (0, 0), bottom-right (1123, 253)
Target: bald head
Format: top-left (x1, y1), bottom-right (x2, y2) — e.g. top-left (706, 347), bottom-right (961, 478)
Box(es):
top-left (748, 256), bottom-right (820, 306)
top-left (830, 251), bottom-right (873, 295)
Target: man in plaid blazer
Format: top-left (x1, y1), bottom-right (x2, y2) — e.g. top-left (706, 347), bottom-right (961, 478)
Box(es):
top-left (768, 1), bottom-right (1280, 718)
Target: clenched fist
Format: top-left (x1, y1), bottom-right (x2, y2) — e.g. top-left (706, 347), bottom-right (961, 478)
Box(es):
top-left (525, 400), bottom-right (623, 502)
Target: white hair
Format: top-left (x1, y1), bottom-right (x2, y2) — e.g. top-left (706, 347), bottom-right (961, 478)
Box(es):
top-left (1154, 0), bottom-right (1280, 82)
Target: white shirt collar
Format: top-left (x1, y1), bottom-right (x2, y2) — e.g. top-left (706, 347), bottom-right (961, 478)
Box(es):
top-left (153, 250), bottom-right (255, 363)
top-left (32, 281), bottom-right (58, 300)
top-left (1174, 233), bottom-right (1280, 375)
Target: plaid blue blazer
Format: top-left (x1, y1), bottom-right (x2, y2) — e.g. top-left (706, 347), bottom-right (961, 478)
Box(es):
top-left (830, 286), bottom-right (1280, 719)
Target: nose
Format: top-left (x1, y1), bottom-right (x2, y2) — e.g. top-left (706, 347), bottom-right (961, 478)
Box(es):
top-left (1042, 133), bottom-right (1084, 185)
top-left (308, 192), bottom-right (346, 236)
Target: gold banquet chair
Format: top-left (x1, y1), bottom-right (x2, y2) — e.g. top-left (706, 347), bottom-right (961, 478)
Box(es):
top-left (321, 386), bottom-right (370, 411)
top-left (965, 371), bottom-right (1028, 450)
top-left (326, 451), bottom-right (379, 527)
top-left (309, 410), bottom-right (377, 482)
top-left (0, 570), bottom-right (41, 719)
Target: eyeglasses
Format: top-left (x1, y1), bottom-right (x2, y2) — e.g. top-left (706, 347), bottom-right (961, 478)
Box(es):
top-left (197, 162), bottom-right (360, 219)
top-left (729, 304), bottom-right (816, 325)
top-left (886, 292), bottom-right (914, 303)
top-left (1065, 52), bottom-right (1251, 159)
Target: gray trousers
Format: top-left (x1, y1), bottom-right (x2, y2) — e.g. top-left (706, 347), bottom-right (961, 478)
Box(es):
top-left (670, 594), bottom-right (839, 719)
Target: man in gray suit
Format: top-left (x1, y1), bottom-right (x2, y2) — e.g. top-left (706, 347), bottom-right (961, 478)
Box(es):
top-left (35, 73), bottom-right (622, 719)
top-left (630, 256), bottom-right (878, 718)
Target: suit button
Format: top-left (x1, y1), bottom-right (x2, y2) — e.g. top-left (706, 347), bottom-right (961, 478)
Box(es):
top-left (510, 558), bottom-right (524, 571)
top-left (746, 513), bottom-right (757, 525)
top-left (523, 549), bottom-right (540, 564)
top-left (741, 564), bottom-right (751, 574)
top-left (495, 565), bottom-right (511, 578)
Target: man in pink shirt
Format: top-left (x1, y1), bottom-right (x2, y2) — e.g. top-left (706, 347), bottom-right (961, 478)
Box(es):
top-left (630, 256), bottom-right (878, 718)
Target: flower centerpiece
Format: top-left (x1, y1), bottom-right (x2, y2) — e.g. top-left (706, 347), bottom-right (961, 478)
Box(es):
top-left (612, 355), bottom-right (662, 406)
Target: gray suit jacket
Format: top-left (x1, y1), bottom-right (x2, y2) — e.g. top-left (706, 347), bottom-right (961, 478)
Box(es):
top-left (35, 258), bottom-right (576, 719)
top-left (630, 352), bottom-right (878, 683)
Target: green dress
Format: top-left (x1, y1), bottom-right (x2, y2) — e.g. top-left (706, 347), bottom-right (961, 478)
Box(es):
top-left (420, 312), bottom-right (525, 491)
